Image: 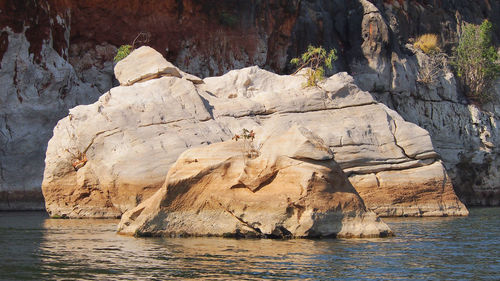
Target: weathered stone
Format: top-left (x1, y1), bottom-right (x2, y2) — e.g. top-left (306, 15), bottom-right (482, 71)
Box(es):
top-left (349, 161), bottom-right (469, 217)
top-left (117, 126), bottom-right (392, 238)
top-left (114, 46), bottom-right (181, 86)
top-left (352, 0), bottom-right (392, 92)
top-left (42, 47), bottom-right (468, 218)
top-left (374, 46), bottom-right (500, 206)
top-left (42, 77), bottom-right (216, 218)
top-left (0, 2), bottom-right (102, 210)
top-left (69, 42), bottom-right (118, 93)
top-left (4, 0), bottom-right (500, 210)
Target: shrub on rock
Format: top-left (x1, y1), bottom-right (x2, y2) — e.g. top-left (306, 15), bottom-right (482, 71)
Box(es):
top-left (452, 20), bottom-right (500, 103)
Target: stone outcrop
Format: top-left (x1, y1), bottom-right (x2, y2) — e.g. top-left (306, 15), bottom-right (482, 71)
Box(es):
top-left (3, 0), bottom-right (498, 209)
top-left (371, 45), bottom-right (500, 206)
top-left (42, 47), bottom-right (468, 218)
top-left (117, 126), bottom-right (393, 238)
top-left (342, 1), bottom-right (500, 206)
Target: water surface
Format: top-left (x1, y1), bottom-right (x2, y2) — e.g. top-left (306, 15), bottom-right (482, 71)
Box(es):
top-left (0, 208), bottom-right (498, 280)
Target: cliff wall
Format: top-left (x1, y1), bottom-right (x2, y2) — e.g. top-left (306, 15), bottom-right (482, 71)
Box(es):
top-left (0, 0), bottom-right (498, 209)
top-left (0, 0), bottom-right (103, 209)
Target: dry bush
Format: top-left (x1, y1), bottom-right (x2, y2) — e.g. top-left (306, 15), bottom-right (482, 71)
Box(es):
top-left (417, 54), bottom-right (447, 86)
top-left (414, 34), bottom-right (440, 55)
top-left (232, 128), bottom-right (259, 160)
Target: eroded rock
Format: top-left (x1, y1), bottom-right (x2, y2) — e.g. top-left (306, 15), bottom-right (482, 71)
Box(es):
top-left (42, 47), bottom-right (468, 218)
top-left (114, 46), bottom-right (182, 86)
top-left (117, 126), bottom-right (392, 238)
top-left (350, 161), bottom-right (469, 217)
top-left (0, 1), bottom-right (102, 210)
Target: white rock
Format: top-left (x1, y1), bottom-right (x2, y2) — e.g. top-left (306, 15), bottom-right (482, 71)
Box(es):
top-left (114, 46), bottom-right (181, 86)
top-left (42, 47), bottom-right (468, 218)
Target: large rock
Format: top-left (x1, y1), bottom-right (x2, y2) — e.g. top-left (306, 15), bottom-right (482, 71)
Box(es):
top-left (0, 1), bottom-right (102, 210)
top-left (117, 126), bottom-right (392, 238)
top-left (4, 0), bottom-right (499, 210)
top-left (114, 46), bottom-right (181, 86)
top-left (42, 47), bottom-right (468, 218)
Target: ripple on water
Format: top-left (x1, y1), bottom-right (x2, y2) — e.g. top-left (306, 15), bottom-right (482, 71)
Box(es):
top-left (0, 208), bottom-right (499, 280)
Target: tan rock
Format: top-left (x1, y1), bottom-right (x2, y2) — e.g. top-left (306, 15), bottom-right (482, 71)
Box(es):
top-left (349, 161), bottom-right (469, 216)
top-left (42, 77), bottom-right (216, 218)
top-left (114, 46), bottom-right (181, 86)
top-left (117, 126), bottom-right (392, 238)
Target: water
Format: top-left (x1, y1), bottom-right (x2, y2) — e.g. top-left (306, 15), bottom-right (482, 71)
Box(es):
top-left (0, 208), bottom-right (498, 280)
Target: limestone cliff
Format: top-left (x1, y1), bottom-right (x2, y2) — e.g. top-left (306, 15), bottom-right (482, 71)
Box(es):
top-left (0, 0), bottom-right (103, 209)
top-left (1, 0), bottom-right (499, 209)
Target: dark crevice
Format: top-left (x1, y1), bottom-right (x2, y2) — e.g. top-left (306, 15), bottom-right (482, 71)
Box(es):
top-left (249, 171), bottom-right (278, 193)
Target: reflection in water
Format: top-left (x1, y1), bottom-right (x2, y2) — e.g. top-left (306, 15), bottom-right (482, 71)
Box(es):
top-left (0, 208), bottom-right (499, 280)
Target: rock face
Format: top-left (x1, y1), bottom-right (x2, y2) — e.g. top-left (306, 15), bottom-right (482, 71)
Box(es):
top-left (3, 0), bottom-right (499, 209)
top-left (341, 1), bottom-right (500, 206)
top-left (0, 0), bottom-right (102, 210)
top-left (117, 126), bottom-right (392, 238)
top-left (372, 47), bottom-right (500, 206)
top-left (42, 47), bottom-right (468, 218)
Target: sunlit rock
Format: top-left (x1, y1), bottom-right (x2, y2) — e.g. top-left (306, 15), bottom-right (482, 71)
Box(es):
top-left (117, 126), bottom-right (392, 238)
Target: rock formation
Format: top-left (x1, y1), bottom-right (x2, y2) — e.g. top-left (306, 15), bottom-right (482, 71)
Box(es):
top-left (117, 126), bottom-right (392, 238)
top-left (0, 0), bottom-right (103, 210)
top-left (374, 47), bottom-right (500, 206)
top-left (42, 47), bottom-right (468, 218)
top-left (2, 0), bottom-right (498, 209)
top-left (343, 1), bottom-right (500, 206)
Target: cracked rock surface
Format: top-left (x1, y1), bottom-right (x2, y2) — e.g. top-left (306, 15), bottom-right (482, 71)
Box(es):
top-left (42, 47), bottom-right (468, 218)
top-left (117, 126), bottom-right (392, 238)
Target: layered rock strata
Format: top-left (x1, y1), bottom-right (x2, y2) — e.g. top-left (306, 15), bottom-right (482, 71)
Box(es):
top-left (117, 126), bottom-right (392, 238)
top-left (3, 0), bottom-right (499, 209)
top-left (42, 47), bottom-right (468, 218)
top-left (340, 0), bottom-right (500, 206)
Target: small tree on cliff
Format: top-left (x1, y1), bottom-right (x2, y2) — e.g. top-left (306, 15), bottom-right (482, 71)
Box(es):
top-left (290, 45), bottom-right (338, 87)
top-left (114, 45), bottom-right (133, 63)
top-left (452, 20), bottom-right (500, 103)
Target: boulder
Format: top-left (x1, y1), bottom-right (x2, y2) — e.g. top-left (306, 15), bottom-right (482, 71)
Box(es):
top-left (42, 47), bottom-right (468, 218)
top-left (114, 46), bottom-right (182, 86)
top-left (117, 126), bottom-right (392, 238)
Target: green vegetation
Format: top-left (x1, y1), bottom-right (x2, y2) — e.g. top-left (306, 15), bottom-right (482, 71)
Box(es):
top-left (290, 45), bottom-right (338, 87)
top-left (114, 45), bottom-right (133, 63)
top-left (414, 34), bottom-right (440, 54)
top-left (50, 214), bottom-right (68, 219)
top-left (452, 20), bottom-right (500, 103)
